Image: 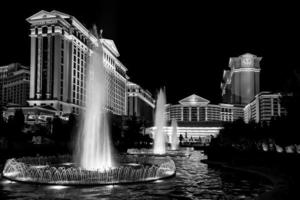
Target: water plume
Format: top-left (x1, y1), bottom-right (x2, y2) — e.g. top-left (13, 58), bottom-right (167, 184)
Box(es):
top-left (153, 88), bottom-right (167, 154)
top-left (74, 37), bottom-right (114, 171)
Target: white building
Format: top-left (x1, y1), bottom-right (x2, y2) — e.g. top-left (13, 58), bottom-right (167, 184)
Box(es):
top-left (0, 63), bottom-right (30, 106)
top-left (26, 10), bottom-right (128, 115)
top-left (147, 94), bottom-right (246, 143)
top-left (244, 92), bottom-right (287, 123)
top-left (166, 94), bottom-right (244, 122)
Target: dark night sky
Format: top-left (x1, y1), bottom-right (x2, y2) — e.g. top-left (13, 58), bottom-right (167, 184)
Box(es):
top-left (1, 1), bottom-right (299, 104)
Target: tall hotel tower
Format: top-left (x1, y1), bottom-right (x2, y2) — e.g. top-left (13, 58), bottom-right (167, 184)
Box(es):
top-left (221, 53), bottom-right (262, 105)
top-left (26, 10), bottom-right (128, 115)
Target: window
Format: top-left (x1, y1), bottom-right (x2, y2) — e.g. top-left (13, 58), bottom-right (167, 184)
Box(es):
top-left (42, 27), bottom-right (47, 34)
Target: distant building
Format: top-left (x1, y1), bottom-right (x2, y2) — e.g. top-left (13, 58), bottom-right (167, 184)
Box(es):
top-left (26, 10), bottom-right (128, 115)
top-left (221, 53), bottom-right (262, 105)
top-left (0, 63), bottom-right (30, 106)
top-left (244, 92), bottom-right (287, 124)
top-left (147, 94), bottom-right (246, 143)
top-left (166, 94), bottom-right (244, 123)
top-left (147, 94), bottom-right (247, 143)
top-left (126, 81), bottom-right (155, 124)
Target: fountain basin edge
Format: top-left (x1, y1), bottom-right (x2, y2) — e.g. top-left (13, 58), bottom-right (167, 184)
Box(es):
top-left (2, 155), bottom-right (176, 186)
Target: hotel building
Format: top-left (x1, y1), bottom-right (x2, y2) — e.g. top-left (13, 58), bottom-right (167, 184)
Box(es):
top-left (126, 81), bottom-right (155, 123)
top-left (221, 53), bottom-right (262, 105)
top-left (26, 10), bottom-right (128, 115)
top-left (244, 92), bottom-right (287, 124)
top-left (0, 63), bottom-right (30, 106)
top-left (148, 94), bottom-right (245, 143)
top-left (166, 94), bottom-right (244, 123)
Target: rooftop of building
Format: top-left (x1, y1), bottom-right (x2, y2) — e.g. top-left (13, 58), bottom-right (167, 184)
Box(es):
top-left (127, 81), bottom-right (153, 98)
top-left (26, 10), bottom-right (97, 44)
top-left (0, 63), bottom-right (29, 71)
top-left (178, 94), bottom-right (210, 106)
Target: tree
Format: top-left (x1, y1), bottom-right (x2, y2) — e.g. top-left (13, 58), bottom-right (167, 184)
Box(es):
top-left (51, 115), bottom-right (63, 141)
top-left (123, 116), bottom-right (144, 148)
top-left (9, 108), bottom-right (25, 135)
top-left (179, 134), bottom-right (184, 144)
top-left (0, 106), bottom-right (7, 137)
top-left (109, 114), bottom-right (123, 148)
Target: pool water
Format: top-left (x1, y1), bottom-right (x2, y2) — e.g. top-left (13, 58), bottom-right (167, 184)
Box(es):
top-left (0, 150), bottom-right (272, 200)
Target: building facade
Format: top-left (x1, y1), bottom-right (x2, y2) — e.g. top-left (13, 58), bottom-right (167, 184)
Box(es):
top-left (0, 63), bottom-right (30, 106)
top-left (244, 92), bottom-right (287, 124)
top-left (147, 94), bottom-right (245, 142)
top-left (166, 94), bottom-right (244, 123)
top-left (26, 10), bottom-right (128, 115)
top-left (126, 81), bottom-right (155, 123)
top-left (221, 53), bottom-right (262, 105)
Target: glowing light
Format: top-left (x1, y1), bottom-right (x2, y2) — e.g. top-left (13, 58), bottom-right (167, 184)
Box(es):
top-left (48, 185), bottom-right (69, 190)
top-left (62, 162), bottom-right (73, 166)
top-left (31, 165), bottom-right (48, 169)
top-left (127, 163), bottom-right (140, 166)
top-left (3, 172), bottom-right (19, 177)
top-left (165, 170), bottom-right (174, 175)
top-left (1, 180), bottom-right (16, 184)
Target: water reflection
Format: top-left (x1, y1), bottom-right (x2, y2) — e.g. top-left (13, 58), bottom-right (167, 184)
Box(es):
top-left (0, 150), bottom-right (272, 200)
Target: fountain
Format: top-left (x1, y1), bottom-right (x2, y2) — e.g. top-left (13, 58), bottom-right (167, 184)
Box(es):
top-left (2, 32), bottom-right (176, 185)
top-left (171, 119), bottom-right (178, 150)
top-left (2, 155), bottom-right (175, 185)
top-left (153, 88), bottom-right (167, 154)
top-left (127, 89), bottom-right (191, 157)
top-left (74, 37), bottom-right (114, 171)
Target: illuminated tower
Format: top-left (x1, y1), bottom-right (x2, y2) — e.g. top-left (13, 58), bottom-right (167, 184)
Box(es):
top-left (221, 53), bottom-right (262, 105)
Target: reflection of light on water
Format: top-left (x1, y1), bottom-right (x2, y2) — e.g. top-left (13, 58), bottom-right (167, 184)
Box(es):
top-left (127, 163), bottom-right (140, 166)
top-left (62, 162), bottom-right (73, 166)
top-left (18, 177), bottom-right (33, 181)
top-left (165, 171), bottom-right (174, 175)
top-left (1, 179), bottom-right (16, 184)
top-left (31, 165), bottom-right (48, 169)
top-left (48, 185), bottom-right (69, 190)
top-left (3, 172), bottom-right (19, 177)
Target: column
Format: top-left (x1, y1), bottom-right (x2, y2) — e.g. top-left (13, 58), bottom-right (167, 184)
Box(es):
top-left (278, 97), bottom-right (281, 116)
top-left (29, 36), bottom-right (36, 99)
top-left (271, 98), bottom-right (274, 116)
top-left (46, 35), bottom-right (52, 99)
top-left (181, 107), bottom-right (183, 121)
top-left (36, 36), bottom-right (42, 99)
